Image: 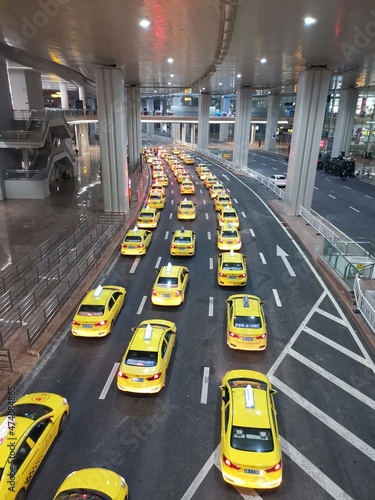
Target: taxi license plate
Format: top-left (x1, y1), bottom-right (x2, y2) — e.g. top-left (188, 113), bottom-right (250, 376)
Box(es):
top-left (129, 246), bottom-right (135, 249)
top-left (179, 247), bottom-right (185, 250)
top-left (244, 469), bottom-right (260, 474)
top-left (132, 378), bottom-right (144, 383)
top-left (243, 337), bottom-right (254, 341)
top-left (229, 276), bottom-right (237, 279)
top-left (83, 324), bottom-right (93, 328)
top-left (162, 294), bottom-right (170, 298)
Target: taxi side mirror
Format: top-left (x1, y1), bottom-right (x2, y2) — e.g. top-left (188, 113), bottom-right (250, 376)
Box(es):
top-left (271, 389), bottom-right (277, 395)
top-left (261, 301), bottom-right (265, 305)
top-left (131, 327), bottom-right (136, 332)
top-left (218, 385), bottom-right (224, 391)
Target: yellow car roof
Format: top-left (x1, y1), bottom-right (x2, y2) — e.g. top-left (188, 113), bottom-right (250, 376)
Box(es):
top-left (130, 323), bottom-right (167, 352)
top-left (81, 286), bottom-right (123, 306)
top-left (220, 252), bottom-right (244, 263)
top-left (54, 468), bottom-right (125, 498)
top-left (229, 294), bottom-right (261, 316)
top-left (158, 264), bottom-right (187, 278)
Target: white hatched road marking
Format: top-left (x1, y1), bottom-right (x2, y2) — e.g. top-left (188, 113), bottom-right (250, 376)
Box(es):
top-left (349, 206), bottom-right (360, 212)
top-left (165, 231), bottom-right (169, 239)
top-left (280, 437), bottom-right (354, 500)
top-left (200, 367), bottom-right (210, 404)
top-left (259, 252), bottom-right (267, 264)
top-left (129, 258), bottom-right (140, 274)
top-left (272, 288), bottom-right (282, 307)
top-left (288, 348), bottom-right (375, 410)
top-left (328, 194), bottom-right (336, 199)
top-left (315, 306), bottom-right (347, 325)
top-left (249, 229), bottom-right (255, 237)
top-left (155, 256), bottom-right (162, 268)
top-left (99, 363), bottom-right (119, 400)
top-left (137, 296), bottom-right (147, 315)
top-left (209, 257), bottom-right (213, 270)
top-left (208, 297), bottom-right (214, 316)
top-left (207, 232), bottom-right (211, 240)
top-left (304, 326), bottom-right (372, 367)
top-left (271, 376), bottom-right (375, 462)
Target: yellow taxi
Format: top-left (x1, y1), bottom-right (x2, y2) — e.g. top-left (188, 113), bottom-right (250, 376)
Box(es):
top-left (217, 206), bottom-right (240, 228)
top-left (177, 199), bottom-right (196, 220)
top-left (217, 223), bottom-right (242, 251)
top-left (195, 162), bottom-right (207, 174)
top-left (151, 263), bottom-right (189, 306)
top-left (178, 151), bottom-right (187, 160)
top-left (53, 468), bottom-right (128, 500)
top-left (183, 155), bottom-right (195, 165)
top-left (219, 370), bottom-right (282, 488)
top-left (147, 192), bottom-right (166, 210)
top-left (72, 285), bottom-right (126, 337)
top-left (171, 146), bottom-right (181, 155)
top-left (218, 250), bottom-right (247, 286)
top-left (150, 183), bottom-right (165, 196)
top-left (137, 206), bottom-right (161, 229)
top-left (0, 392), bottom-right (69, 500)
top-left (176, 171), bottom-right (190, 184)
top-left (198, 167), bottom-right (212, 180)
top-left (209, 182), bottom-right (226, 199)
top-left (170, 228), bottom-right (196, 256)
top-left (226, 294), bottom-right (267, 350)
top-left (121, 226), bottom-right (152, 256)
top-left (203, 175), bottom-right (218, 188)
top-left (214, 193), bottom-right (232, 211)
top-left (117, 320), bottom-right (176, 394)
top-left (154, 173), bottom-right (168, 186)
top-left (180, 180), bottom-right (195, 195)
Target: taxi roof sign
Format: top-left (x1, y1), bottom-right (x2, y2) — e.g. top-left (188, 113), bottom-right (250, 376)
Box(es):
top-left (245, 384), bottom-right (255, 408)
top-left (166, 262), bottom-right (173, 273)
top-left (133, 225), bottom-right (138, 232)
top-left (144, 324), bottom-right (153, 340)
top-left (94, 285), bottom-right (103, 297)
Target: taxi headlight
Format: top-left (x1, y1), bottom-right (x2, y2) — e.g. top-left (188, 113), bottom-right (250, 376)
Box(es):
top-left (120, 476), bottom-right (127, 489)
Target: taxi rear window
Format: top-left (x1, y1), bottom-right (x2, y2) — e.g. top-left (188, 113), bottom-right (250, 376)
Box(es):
top-left (139, 213), bottom-right (150, 218)
top-left (126, 350), bottom-right (158, 367)
top-left (125, 236), bottom-right (142, 242)
top-left (157, 277), bottom-right (178, 287)
top-left (234, 315), bottom-right (261, 328)
top-left (223, 263), bottom-right (243, 271)
top-left (78, 305), bottom-right (105, 316)
top-left (180, 204), bottom-right (192, 209)
top-left (174, 237), bottom-right (191, 243)
top-left (231, 426), bottom-right (274, 453)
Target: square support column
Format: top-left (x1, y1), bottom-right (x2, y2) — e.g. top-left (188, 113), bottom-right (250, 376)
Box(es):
top-left (127, 86), bottom-right (142, 175)
top-left (198, 93), bottom-right (210, 150)
top-left (284, 68), bottom-right (331, 216)
top-left (96, 67), bottom-right (128, 213)
top-left (233, 87), bottom-right (253, 168)
top-left (331, 87), bottom-right (359, 158)
top-left (264, 94), bottom-right (281, 151)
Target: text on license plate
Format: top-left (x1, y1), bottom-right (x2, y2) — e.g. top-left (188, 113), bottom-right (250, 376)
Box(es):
top-left (243, 337), bottom-right (254, 341)
top-left (162, 294), bottom-right (170, 298)
top-left (132, 378), bottom-right (144, 382)
top-left (244, 469), bottom-right (261, 474)
top-left (83, 324), bottom-right (93, 328)
top-left (229, 276), bottom-right (237, 279)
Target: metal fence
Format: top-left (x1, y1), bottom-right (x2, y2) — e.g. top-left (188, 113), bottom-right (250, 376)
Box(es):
top-left (353, 275), bottom-right (375, 334)
top-left (0, 349), bottom-right (12, 372)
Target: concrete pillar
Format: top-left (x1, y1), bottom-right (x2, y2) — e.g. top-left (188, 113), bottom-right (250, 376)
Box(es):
top-left (78, 123), bottom-right (90, 153)
top-left (198, 93), bottom-right (210, 149)
top-left (250, 124), bottom-right (256, 146)
top-left (59, 80), bottom-right (69, 109)
top-left (78, 85), bottom-right (86, 110)
top-left (221, 95), bottom-right (230, 114)
top-left (22, 149), bottom-right (29, 169)
top-left (191, 124), bottom-right (196, 145)
top-left (172, 96), bottom-right (180, 106)
top-left (171, 123), bottom-right (180, 143)
top-left (95, 67), bottom-right (128, 213)
top-left (146, 98), bottom-right (154, 134)
top-left (264, 94), bottom-right (281, 151)
top-left (0, 60), bottom-right (14, 129)
top-left (7, 67), bottom-right (44, 112)
top-left (219, 123), bottom-right (229, 142)
top-left (233, 88), bottom-right (253, 168)
top-left (181, 123), bottom-right (186, 145)
top-left (284, 68), bottom-right (331, 216)
top-left (127, 86), bottom-right (142, 175)
top-left (331, 87), bottom-right (359, 158)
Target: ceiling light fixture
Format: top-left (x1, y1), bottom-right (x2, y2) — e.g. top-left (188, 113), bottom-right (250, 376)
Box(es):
top-left (219, 82), bottom-right (222, 85)
top-left (260, 58), bottom-right (267, 63)
top-left (170, 73), bottom-right (174, 77)
top-left (237, 73), bottom-right (241, 78)
top-left (304, 16), bottom-right (316, 25)
top-left (168, 81), bottom-right (171, 85)
top-left (139, 17), bottom-right (150, 28)
top-left (167, 58), bottom-right (174, 63)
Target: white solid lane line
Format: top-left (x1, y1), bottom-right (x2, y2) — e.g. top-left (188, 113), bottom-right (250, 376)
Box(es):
top-left (259, 252), bottom-right (267, 264)
top-left (200, 367), bottom-right (210, 404)
top-left (99, 362), bottom-right (120, 400)
top-left (208, 297), bottom-right (214, 316)
top-left (129, 258), bottom-right (140, 274)
top-left (155, 256), bottom-right (162, 268)
top-left (209, 257), bottom-right (213, 270)
top-left (137, 296), bottom-right (148, 315)
top-left (350, 206), bottom-right (360, 212)
top-left (272, 288), bottom-right (282, 307)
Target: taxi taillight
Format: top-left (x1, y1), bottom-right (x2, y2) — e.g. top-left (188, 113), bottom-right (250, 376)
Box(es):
top-left (72, 319), bottom-right (80, 325)
top-left (118, 370), bottom-right (129, 379)
top-left (94, 320), bottom-right (107, 327)
top-left (265, 460), bottom-right (282, 473)
top-left (146, 373), bottom-right (162, 381)
top-left (256, 333), bottom-right (267, 339)
top-left (223, 455), bottom-right (241, 470)
top-left (229, 331), bottom-right (240, 338)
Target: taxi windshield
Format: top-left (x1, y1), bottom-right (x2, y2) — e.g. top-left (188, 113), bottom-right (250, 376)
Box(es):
top-left (54, 490), bottom-right (111, 500)
top-left (126, 350), bottom-right (158, 367)
top-left (0, 403), bottom-right (52, 420)
top-left (231, 426), bottom-right (274, 453)
top-left (234, 315), bottom-right (261, 328)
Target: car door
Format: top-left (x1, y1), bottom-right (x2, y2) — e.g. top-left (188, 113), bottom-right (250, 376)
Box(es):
top-left (111, 291), bottom-right (124, 318)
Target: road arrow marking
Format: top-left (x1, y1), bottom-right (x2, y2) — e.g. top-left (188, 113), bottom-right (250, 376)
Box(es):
top-left (276, 245), bottom-right (296, 277)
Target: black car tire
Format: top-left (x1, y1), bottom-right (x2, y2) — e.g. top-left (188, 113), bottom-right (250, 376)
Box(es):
top-left (58, 411), bottom-right (68, 435)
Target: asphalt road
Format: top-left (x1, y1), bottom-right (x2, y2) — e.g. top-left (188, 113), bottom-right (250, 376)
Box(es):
top-left (13, 148), bottom-right (375, 500)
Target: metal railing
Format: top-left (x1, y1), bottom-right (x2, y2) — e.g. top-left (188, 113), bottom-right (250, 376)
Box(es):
top-left (2, 168), bottom-right (49, 181)
top-left (353, 275), bottom-right (375, 334)
top-left (0, 349), bottom-right (12, 372)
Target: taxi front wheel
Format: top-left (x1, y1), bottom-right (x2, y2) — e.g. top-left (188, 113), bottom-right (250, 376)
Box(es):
top-left (15, 489), bottom-right (25, 500)
top-left (58, 412), bottom-right (68, 435)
